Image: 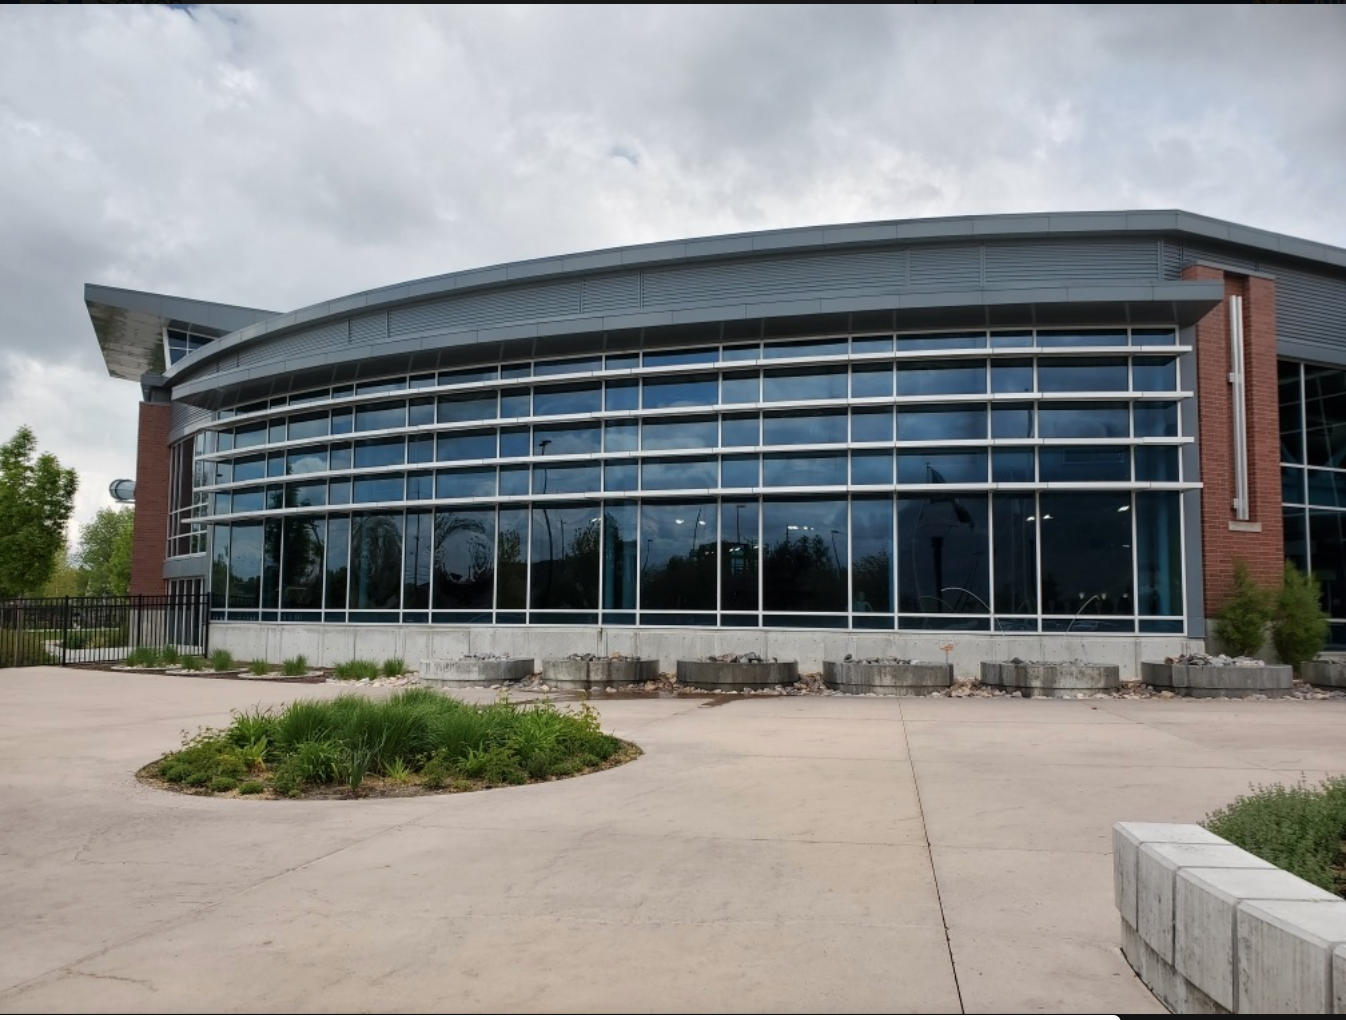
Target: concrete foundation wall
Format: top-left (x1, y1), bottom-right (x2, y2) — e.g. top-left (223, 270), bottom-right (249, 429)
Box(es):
top-left (211, 623), bottom-right (1203, 676)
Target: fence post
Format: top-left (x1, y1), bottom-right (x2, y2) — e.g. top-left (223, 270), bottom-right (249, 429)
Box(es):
top-left (60, 596), bottom-right (70, 666)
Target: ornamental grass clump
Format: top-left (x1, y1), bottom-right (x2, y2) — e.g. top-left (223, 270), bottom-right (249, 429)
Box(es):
top-left (147, 689), bottom-right (633, 799)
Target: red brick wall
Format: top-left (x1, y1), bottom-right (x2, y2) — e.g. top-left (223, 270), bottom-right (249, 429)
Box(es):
top-left (130, 401), bottom-right (170, 596)
top-left (1184, 265), bottom-right (1284, 614)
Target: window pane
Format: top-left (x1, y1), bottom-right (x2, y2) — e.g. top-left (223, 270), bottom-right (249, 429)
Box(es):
top-left (896, 494), bottom-right (989, 614)
top-left (1039, 447), bottom-right (1130, 482)
top-left (407, 435), bottom-right (434, 465)
top-left (762, 410), bottom-right (847, 446)
top-left (1134, 402), bottom-right (1179, 438)
top-left (354, 437), bottom-right (405, 468)
top-left (534, 422), bottom-right (601, 456)
top-left (353, 474), bottom-right (405, 503)
top-left (851, 452), bottom-right (893, 485)
top-left (1136, 492), bottom-right (1181, 617)
top-left (437, 392), bottom-right (496, 424)
top-left (993, 494), bottom-right (1037, 615)
top-left (532, 462), bottom-right (599, 494)
top-left (722, 454), bottom-right (759, 488)
top-left (1039, 493), bottom-right (1133, 616)
top-left (642, 416), bottom-right (718, 451)
top-left (228, 522), bottom-right (263, 609)
top-left (350, 513), bottom-right (403, 610)
top-left (325, 516), bottom-right (349, 609)
top-left (234, 454), bottom-right (266, 482)
top-left (605, 420), bottom-right (638, 453)
top-left (406, 471), bottom-right (433, 500)
top-left (437, 429), bottom-right (496, 462)
top-left (853, 496), bottom-right (893, 613)
top-left (1304, 365), bottom-right (1346, 468)
top-left (530, 504), bottom-right (600, 609)
top-left (499, 388), bottom-right (530, 418)
top-left (330, 443), bottom-right (353, 470)
top-left (642, 458), bottom-right (716, 490)
top-left (762, 453), bottom-right (846, 487)
top-left (721, 414), bottom-right (760, 447)
top-left (602, 502), bottom-right (638, 610)
top-left (722, 500), bottom-right (760, 612)
top-left (1308, 470), bottom-right (1346, 508)
top-left (433, 510), bottom-right (495, 610)
top-left (234, 422), bottom-right (266, 449)
top-left (640, 502), bottom-right (717, 610)
top-left (605, 352), bottom-right (639, 370)
top-left (232, 487), bottom-right (265, 513)
top-left (436, 468), bottom-right (496, 499)
top-left (643, 375), bottom-right (717, 409)
top-left (403, 512), bottom-right (432, 610)
top-left (1280, 361), bottom-right (1304, 464)
top-left (497, 509), bottom-right (528, 609)
top-left (356, 379), bottom-right (403, 396)
top-left (331, 410), bottom-right (353, 435)
top-left (762, 367), bottom-right (847, 402)
top-left (991, 360), bottom-right (1034, 394)
top-left (722, 372), bottom-right (760, 404)
top-left (535, 383), bottom-right (601, 417)
top-left (991, 404), bottom-right (1034, 439)
top-left (288, 411), bottom-right (330, 440)
top-left (852, 408), bottom-right (894, 443)
top-left (1038, 358), bottom-right (1128, 393)
top-left (1039, 402), bottom-right (1128, 439)
top-left (897, 361), bottom-right (986, 396)
top-left (355, 400), bottom-right (406, 432)
top-left (499, 466), bottom-right (530, 496)
top-left (852, 335), bottom-right (893, 354)
top-left (644, 347), bottom-right (717, 368)
top-left (605, 380), bottom-right (639, 412)
top-left (605, 460), bottom-right (638, 491)
top-left (852, 364), bottom-right (894, 397)
top-left (764, 337), bottom-right (847, 360)
top-left (285, 481), bottom-right (326, 509)
top-left (762, 499), bottom-right (847, 612)
top-left (439, 367), bottom-right (497, 387)
top-left (897, 451), bottom-right (987, 484)
top-left (285, 446), bottom-right (328, 475)
top-left (992, 448), bottom-right (1034, 482)
top-left (535, 355), bottom-right (600, 377)
top-left (1134, 356), bottom-right (1178, 391)
top-left (408, 398), bottom-right (435, 427)
top-left (897, 405), bottom-right (986, 441)
top-left (499, 427), bottom-right (530, 459)
top-left (1133, 328), bottom-right (1177, 346)
top-left (1038, 329), bottom-right (1127, 348)
top-left (1283, 466), bottom-right (1305, 504)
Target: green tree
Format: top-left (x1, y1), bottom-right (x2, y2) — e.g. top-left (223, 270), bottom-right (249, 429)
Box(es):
top-left (0, 426), bottom-right (78, 598)
top-left (40, 540), bottom-right (83, 597)
top-left (1214, 560), bottom-right (1275, 657)
top-left (1272, 561), bottom-right (1330, 672)
top-left (77, 506), bottom-right (135, 596)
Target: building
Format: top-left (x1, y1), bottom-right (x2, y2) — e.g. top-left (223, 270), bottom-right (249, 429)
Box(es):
top-left (84, 211), bottom-right (1346, 674)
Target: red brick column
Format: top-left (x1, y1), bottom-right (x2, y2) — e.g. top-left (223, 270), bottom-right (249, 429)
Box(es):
top-left (1184, 265), bottom-right (1284, 614)
top-left (130, 401), bottom-right (170, 596)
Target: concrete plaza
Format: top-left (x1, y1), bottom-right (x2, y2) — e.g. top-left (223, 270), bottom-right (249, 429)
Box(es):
top-left (2, 667), bottom-right (1343, 1012)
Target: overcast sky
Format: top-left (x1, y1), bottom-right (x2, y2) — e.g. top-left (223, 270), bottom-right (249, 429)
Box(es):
top-left (1, 4), bottom-right (1344, 533)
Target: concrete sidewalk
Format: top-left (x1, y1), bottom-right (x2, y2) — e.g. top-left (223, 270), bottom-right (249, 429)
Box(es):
top-left (1, 668), bottom-right (1342, 1012)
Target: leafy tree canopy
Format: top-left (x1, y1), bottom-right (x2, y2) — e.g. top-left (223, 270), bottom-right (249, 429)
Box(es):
top-left (0, 426), bottom-right (79, 598)
top-left (78, 506), bottom-right (135, 596)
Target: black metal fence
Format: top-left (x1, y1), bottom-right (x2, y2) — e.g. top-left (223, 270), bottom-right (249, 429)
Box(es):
top-left (0, 594), bottom-right (210, 668)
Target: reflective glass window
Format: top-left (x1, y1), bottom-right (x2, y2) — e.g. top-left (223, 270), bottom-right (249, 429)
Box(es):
top-left (325, 516), bottom-right (349, 609)
top-left (436, 467), bottom-right (495, 499)
top-left (355, 401), bottom-right (406, 432)
top-left (227, 522), bottom-right (263, 609)
top-left (407, 435), bottom-right (434, 465)
top-left (602, 502), bottom-right (638, 611)
top-left (215, 429), bottom-right (234, 453)
top-left (852, 497), bottom-right (893, 613)
top-left (532, 461), bottom-right (600, 494)
top-left (535, 355), bottom-right (600, 377)
top-left (497, 509), bottom-right (529, 609)
top-left (328, 479), bottom-right (351, 505)
top-left (991, 360), bottom-right (1034, 394)
top-left (640, 502), bottom-right (717, 610)
top-left (1136, 492), bottom-right (1181, 617)
top-left (534, 422), bottom-right (601, 457)
top-left (499, 466), bottom-right (530, 496)
top-left (897, 451), bottom-right (987, 485)
top-left (992, 448), bottom-right (1035, 482)
top-left (896, 333), bottom-right (985, 352)
top-left (439, 367), bottom-right (497, 386)
top-left (897, 361), bottom-right (986, 396)
top-left (1134, 357), bottom-right (1178, 391)
top-left (1134, 401), bottom-right (1179, 438)
top-left (762, 367), bottom-right (847, 402)
top-left (762, 410), bottom-right (847, 446)
top-left (499, 427), bottom-right (531, 459)
top-left (721, 455), bottom-right (759, 488)
top-left (1039, 402), bottom-right (1129, 439)
top-left (1038, 358), bottom-right (1128, 392)
top-left (1283, 466), bottom-right (1305, 504)
top-left (234, 455), bottom-right (266, 483)
top-left (285, 482), bottom-right (326, 509)
top-left (1132, 328), bottom-right (1177, 346)
top-left (234, 422), bottom-right (266, 450)
top-left (642, 416), bottom-right (718, 451)
top-left (354, 437), bottom-right (405, 468)
top-left (403, 512), bottom-right (432, 610)
top-left (721, 372), bottom-right (760, 404)
top-left (991, 404), bottom-right (1033, 440)
top-left (721, 344), bottom-right (760, 362)
top-left (1308, 470), bottom-right (1346, 508)
top-left (991, 331), bottom-right (1034, 349)
top-left (852, 452), bottom-right (893, 485)
top-left (353, 475), bottom-right (404, 503)
top-left (433, 510), bottom-right (496, 610)
top-left (852, 364), bottom-right (894, 397)
top-left (1039, 493), bottom-right (1134, 616)
top-left (762, 499), bottom-right (847, 612)
top-left (1280, 361), bottom-right (1304, 464)
top-left (852, 407), bottom-right (894, 443)
top-left (408, 398), bottom-right (435, 427)
top-left (642, 458), bottom-right (716, 490)
top-left (852, 335), bottom-right (893, 354)
top-left (279, 516), bottom-right (325, 610)
top-left (356, 379), bottom-right (402, 396)
top-left (993, 494), bottom-right (1037, 615)
top-left (1304, 366), bottom-right (1346, 468)
top-left (213, 492), bottom-right (231, 515)
top-left (330, 442), bottom-right (353, 471)
top-left (605, 460), bottom-right (637, 491)
top-left (286, 446), bottom-right (328, 475)
top-left (350, 513), bottom-right (403, 611)
top-left (534, 383), bottom-right (601, 417)
top-left (896, 405), bottom-right (986, 442)
top-left (605, 352), bottom-right (639, 370)
top-left (331, 409), bottom-right (353, 435)
top-left (409, 373), bottom-right (437, 390)
top-left (896, 494), bottom-right (989, 614)
top-left (406, 471), bottom-right (433, 500)
top-left (764, 337), bottom-right (847, 360)
top-left (604, 419), bottom-right (639, 453)
top-left (1038, 329), bottom-right (1127, 348)
top-left (1135, 446), bottom-right (1179, 483)
top-left (762, 453), bottom-right (846, 487)
top-left (645, 347), bottom-right (717, 368)
top-left (501, 363), bottom-right (530, 380)
top-left (721, 414), bottom-right (760, 448)
top-left (499, 388), bottom-right (530, 418)
top-left (530, 504), bottom-right (600, 610)
top-left (1309, 510), bottom-right (1346, 618)
top-left (267, 453), bottom-right (286, 478)
top-left (605, 380), bottom-right (639, 412)
top-left (722, 500), bottom-right (759, 612)
top-left (437, 429), bottom-right (496, 462)
top-left (268, 420), bottom-right (286, 444)
top-left (1039, 447), bottom-right (1130, 482)
top-left (438, 392), bottom-right (496, 423)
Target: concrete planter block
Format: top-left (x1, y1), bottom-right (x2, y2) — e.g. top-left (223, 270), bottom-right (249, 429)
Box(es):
top-left (1113, 822), bottom-right (1226, 926)
top-left (676, 660), bottom-right (798, 691)
top-left (981, 660), bottom-right (1120, 696)
top-left (1301, 659), bottom-right (1346, 689)
top-left (1137, 842), bottom-right (1275, 963)
top-left (541, 658), bottom-right (660, 691)
top-left (1121, 918), bottom-right (1175, 1007)
top-left (1334, 943), bottom-right (1346, 1014)
top-left (1237, 899), bottom-right (1346, 1014)
top-left (420, 658), bottom-right (534, 687)
top-left (1142, 661), bottom-right (1294, 698)
top-left (1176, 867), bottom-right (1339, 1011)
top-left (822, 660), bottom-right (953, 696)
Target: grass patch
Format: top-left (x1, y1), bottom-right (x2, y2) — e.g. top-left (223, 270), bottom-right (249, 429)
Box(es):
top-left (125, 645), bottom-right (183, 668)
top-left (247, 658), bottom-right (271, 676)
top-left (144, 690), bottom-right (636, 799)
top-left (209, 648), bottom-right (236, 671)
top-left (381, 657), bottom-right (408, 677)
top-left (333, 658), bottom-right (380, 681)
top-left (1205, 775), bottom-right (1346, 894)
top-left (178, 654), bottom-right (204, 671)
top-left (281, 655), bottom-right (309, 677)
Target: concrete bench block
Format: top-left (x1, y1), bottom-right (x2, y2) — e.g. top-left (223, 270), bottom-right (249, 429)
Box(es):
top-left (1237, 899), bottom-right (1346, 1014)
top-left (1142, 661), bottom-right (1294, 698)
top-left (1140, 661), bottom-right (1172, 687)
top-left (822, 660), bottom-right (952, 696)
top-left (542, 658), bottom-right (589, 690)
top-left (981, 660), bottom-right (1120, 696)
top-left (1113, 822), bottom-right (1226, 927)
top-left (421, 657), bottom-right (534, 686)
top-left (1301, 659), bottom-right (1346, 689)
top-left (1176, 867), bottom-right (1339, 1011)
top-left (676, 660), bottom-right (798, 691)
top-left (1137, 842), bottom-right (1275, 963)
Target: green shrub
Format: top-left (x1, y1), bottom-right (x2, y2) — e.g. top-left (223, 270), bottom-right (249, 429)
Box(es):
top-left (272, 700), bottom-right (332, 751)
top-left (460, 744), bottom-right (527, 786)
top-left (238, 780), bottom-right (265, 795)
top-left (247, 658), bottom-right (271, 676)
top-left (381, 657), bottom-right (408, 677)
top-left (1214, 560), bottom-right (1275, 657)
top-left (126, 645), bottom-right (163, 668)
top-left (333, 658), bottom-right (380, 681)
top-left (159, 645), bottom-right (181, 666)
top-left (385, 757), bottom-right (413, 784)
top-left (1273, 561), bottom-right (1330, 672)
top-left (227, 708), bottom-right (278, 749)
top-left (62, 630), bottom-right (87, 650)
top-left (1205, 776), bottom-right (1346, 893)
top-left (281, 655), bottom-right (309, 677)
top-left (178, 654), bottom-right (204, 672)
top-left (209, 776), bottom-right (238, 794)
top-left (209, 648), bottom-right (236, 671)
top-left (289, 740), bottom-right (342, 784)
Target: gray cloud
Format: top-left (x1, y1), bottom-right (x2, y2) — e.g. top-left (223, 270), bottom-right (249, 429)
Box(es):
top-left (0, 4), bottom-right (1342, 529)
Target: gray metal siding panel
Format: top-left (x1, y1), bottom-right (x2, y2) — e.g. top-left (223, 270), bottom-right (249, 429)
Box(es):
top-left (169, 400), bottom-right (211, 433)
top-left (349, 311), bottom-right (387, 343)
top-left (983, 239), bottom-right (1160, 286)
top-left (1276, 265), bottom-right (1346, 356)
top-left (640, 250), bottom-right (906, 308)
top-left (387, 281), bottom-right (582, 336)
top-left (909, 245), bottom-right (981, 289)
top-left (236, 320), bottom-right (348, 369)
top-left (581, 274), bottom-right (640, 314)
top-left (1161, 241), bottom-right (1184, 280)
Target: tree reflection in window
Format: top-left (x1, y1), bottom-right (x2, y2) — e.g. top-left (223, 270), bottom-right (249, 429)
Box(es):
top-left (433, 510), bottom-right (495, 610)
top-left (350, 513), bottom-right (404, 610)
